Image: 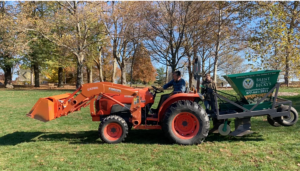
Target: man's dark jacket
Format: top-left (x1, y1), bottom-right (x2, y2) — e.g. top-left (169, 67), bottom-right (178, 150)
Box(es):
top-left (201, 79), bottom-right (217, 101)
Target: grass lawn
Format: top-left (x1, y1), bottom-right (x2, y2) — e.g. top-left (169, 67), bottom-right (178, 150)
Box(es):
top-left (0, 88), bottom-right (299, 170)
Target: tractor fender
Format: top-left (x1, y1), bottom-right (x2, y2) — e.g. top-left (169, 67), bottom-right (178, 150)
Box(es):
top-left (157, 93), bottom-right (201, 122)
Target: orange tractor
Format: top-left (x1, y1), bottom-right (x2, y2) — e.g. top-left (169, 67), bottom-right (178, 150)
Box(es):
top-left (27, 82), bottom-right (209, 145)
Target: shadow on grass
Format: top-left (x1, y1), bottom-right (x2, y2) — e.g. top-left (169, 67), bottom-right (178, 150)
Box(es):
top-left (0, 129), bottom-right (265, 146)
top-left (206, 132), bottom-right (264, 143)
top-left (0, 132), bottom-right (43, 146)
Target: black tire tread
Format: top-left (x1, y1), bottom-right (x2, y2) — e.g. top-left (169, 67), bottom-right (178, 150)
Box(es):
top-left (163, 100), bottom-right (210, 145)
top-left (98, 115), bottom-right (129, 143)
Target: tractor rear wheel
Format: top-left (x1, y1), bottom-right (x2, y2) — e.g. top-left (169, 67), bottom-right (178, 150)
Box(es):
top-left (274, 107), bottom-right (298, 126)
top-left (99, 115), bottom-right (129, 144)
top-left (163, 100), bottom-right (210, 145)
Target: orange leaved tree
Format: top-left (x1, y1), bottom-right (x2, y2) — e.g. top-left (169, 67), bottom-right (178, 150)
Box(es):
top-left (131, 45), bottom-right (156, 85)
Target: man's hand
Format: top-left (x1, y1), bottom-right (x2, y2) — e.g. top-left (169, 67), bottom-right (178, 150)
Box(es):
top-left (199, 94), bottom-right (205, 101)
top-left (151, 86), bottom-right (164, 92)
top-left (158, 87), bottom-right (164, 91)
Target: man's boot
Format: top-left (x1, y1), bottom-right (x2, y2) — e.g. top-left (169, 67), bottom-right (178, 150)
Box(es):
top-left (209, 118), bottom-right (222, 134)
top-left (209, 119), bottom-right (231, 134)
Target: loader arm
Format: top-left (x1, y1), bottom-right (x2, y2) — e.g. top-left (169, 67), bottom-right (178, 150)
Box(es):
top-left (27, 82), bottom-right (142, 126)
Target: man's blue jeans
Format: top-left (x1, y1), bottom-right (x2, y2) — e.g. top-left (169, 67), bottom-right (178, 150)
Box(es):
top-left (204, 100), bottom-right (216, 118)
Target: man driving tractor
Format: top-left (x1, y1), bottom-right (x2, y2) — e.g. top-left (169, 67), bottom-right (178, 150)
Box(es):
top-left (159, 70), bottom-right (186, 105)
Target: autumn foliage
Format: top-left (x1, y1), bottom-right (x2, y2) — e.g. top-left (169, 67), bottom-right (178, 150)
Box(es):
top-left (132, 46), bottom-right (156, 84)
top-left (1, 2), bottom-right (300, 88)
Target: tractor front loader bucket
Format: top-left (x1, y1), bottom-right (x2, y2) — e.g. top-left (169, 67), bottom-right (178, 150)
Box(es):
top-left (26, 93), bottom-right (71, 122)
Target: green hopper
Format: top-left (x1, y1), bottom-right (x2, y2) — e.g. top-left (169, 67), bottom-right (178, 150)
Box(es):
top-left (207, 70), bottom-right (298, 137)
top-left (223, 70), bottom-right (280, 105)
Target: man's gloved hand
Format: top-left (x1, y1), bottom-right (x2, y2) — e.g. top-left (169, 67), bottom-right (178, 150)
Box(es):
top-left (158, 87), bottom-right (164, 92)
top-left (190, 86), bottom-right (195, 91)
top-left (199, 93), bottom-right (205, 101)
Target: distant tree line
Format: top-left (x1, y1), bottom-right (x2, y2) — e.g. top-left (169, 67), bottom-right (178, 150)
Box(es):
top-left (0, 1), bottom-right (299, 88)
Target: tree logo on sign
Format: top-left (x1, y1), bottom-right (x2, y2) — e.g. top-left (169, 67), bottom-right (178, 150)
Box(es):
top-left (243, 78), bottom-right (254, 89)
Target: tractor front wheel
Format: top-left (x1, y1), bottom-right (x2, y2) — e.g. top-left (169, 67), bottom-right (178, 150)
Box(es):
top-left (163, 100), bottom-right (210, 145)
top-left (99, 115), bottom-right (129, 144)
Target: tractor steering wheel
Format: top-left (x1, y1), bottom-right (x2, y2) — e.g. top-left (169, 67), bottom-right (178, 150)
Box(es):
top-left (151, 86), bottom-right (164, 93)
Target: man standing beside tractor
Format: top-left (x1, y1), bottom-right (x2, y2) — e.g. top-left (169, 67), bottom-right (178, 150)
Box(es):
top-left (201, 73), bottom-right (217, 114)
top-left (193, 56), bottom-right (220, 133)
top-left (201, 73), bottom-right (221, 133)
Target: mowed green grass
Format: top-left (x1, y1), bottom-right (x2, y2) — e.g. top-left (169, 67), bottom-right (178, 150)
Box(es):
top-left (0, 88), bottom-right (299, 171)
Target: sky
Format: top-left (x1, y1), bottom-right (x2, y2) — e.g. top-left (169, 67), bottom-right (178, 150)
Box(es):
top-left (1, 2), bottom-right (298, 83)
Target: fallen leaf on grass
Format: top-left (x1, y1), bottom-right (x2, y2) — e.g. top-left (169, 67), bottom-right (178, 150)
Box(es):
top-left (198, 167), bottom-right (203, 171)
top-left (220, 148), bottom-right (230, 153)
top-left (297, 163), bottom-right (300, 167)
top-left (153, 149), bottom-right (158, 152)
top-left (266, 156), bottom-right (274, 160)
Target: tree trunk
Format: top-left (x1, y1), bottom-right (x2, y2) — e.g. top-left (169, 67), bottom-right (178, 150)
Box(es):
top-left (165, 65), bottom-right (168, 84)
top-left (112, 35), bottom-right (118, 83)
top-left (171, 58), bottom-right (176, 73)
top-left (112, 58), bottom-right (117, 83)
top-left (96, 64), bottom-right (103, 82)
top-left (76, 60), bottom-right (84, 88)
top-left (213, 5), bottom-right (222, 84)
top-left (58, 67), bottom-right (63, 87)
top-left (120, 61), bottom-right (126, 85)
top-left (209, 57), bottom-right (211, 73)
top-left (213, 59), bottom-right (218, 84)
top-left (31, 66), bottom-right (34, 86)
top-left (33, 62), bottom-right (40, 87)
top-left (65, 70), bottom-right (67, 84)
top-left (284, 1), bottom-right (298, 87)
top-left (4, 64), bottom-right (12, 86)
top-left (121, 69), bottom-right (126, 85)
top-left (187, 55), bottom-right (193, 88)
top-left (202, 52), bottom-right (205, 78)
top-left (284, 49), bottom-right (290, 87)
top-left (98, 47), bottom-right (104, 82)
top-left (87, 67), bottom-right (90, 83)
top-left (130, 56), bottom-right (135, 87)
top-left (192, 32), bottom-right (199, 89)
top-left (87, 66), bottom-right (93, 83)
